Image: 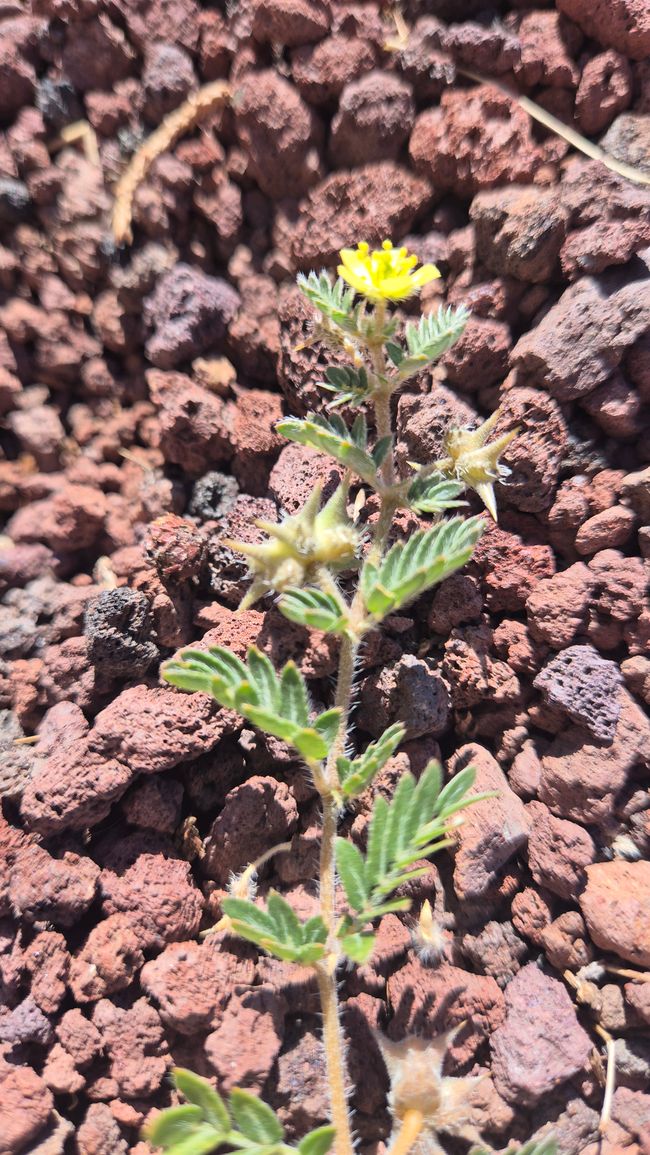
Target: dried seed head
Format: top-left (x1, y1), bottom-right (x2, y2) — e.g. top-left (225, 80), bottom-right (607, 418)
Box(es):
top-left (378, 1030), bottom-right (485, 1138)
top-left (443, 410), bottom-right (517, 521)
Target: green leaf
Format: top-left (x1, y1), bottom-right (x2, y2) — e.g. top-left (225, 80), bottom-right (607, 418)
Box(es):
top-left (145, 1127), bottom-right (227, 1155)
top-left (470, 1141), bottom-right (557, 1155)
top-left (372, 436), bottom-right (393, 469)
top-left (277, 588), bottom-right (347, 634)
top-left (222, 894), bottom-right (327, 964)
top-left (321, 364), bottom-right (371, 408)
top-left (145, 1106), bottom-right (206, 1147)
top-left (298, 1125), bottom-right (336, 1155)
top-left (399, 305), bottom-right (470, 378)
top-left (172, 1070), bottom-right (230, 1134)
top-left (339, 931), bottom-right (376, 964)
top-left (407, 473), bottom-right (467, 514)
top-left (229, 1090), bottom-right (284, 1145)
top-left (163, 646), bottom-right (335, 763)
top-left (385, 340), bottom-right (404, 366)
top-left (362, 516), bottom-right (484, 619)
top-left (337, 759), bottom-right (480, 932)
top-left (335, 839), bottom-right (369, 913)
top-left (337, 723), bottom-right (405, 798)
top-left (312, 708), bottom-right (342, 750)
top-left (276, 415), bottom-right (378, 485)
top-left (297, 272), bottom-right (356, 327)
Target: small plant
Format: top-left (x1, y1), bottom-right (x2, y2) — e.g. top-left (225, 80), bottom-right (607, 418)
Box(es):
top-left (147, 241), bottom-right (547, 1155)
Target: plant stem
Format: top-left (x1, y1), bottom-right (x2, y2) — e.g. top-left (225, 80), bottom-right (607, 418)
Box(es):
top-left (316, 960), bottom-right (355, 1155)
top-left (388, 1110), bottom-right (424, 1155)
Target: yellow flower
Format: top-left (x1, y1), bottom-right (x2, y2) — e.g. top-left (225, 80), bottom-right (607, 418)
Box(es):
top-left (442, 410), bottom-right (518, 522)
top-left (338, 239), bottom-right (440, 302)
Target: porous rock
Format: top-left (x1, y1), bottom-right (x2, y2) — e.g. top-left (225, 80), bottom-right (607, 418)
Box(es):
top-left (141, 936), bottom-right (255, 1035)
top-left (557, 0), bottom-right (650, 61)
top-left (534, 644), bottom-right (622, 742)
top-left (290, 162), bottom-right (433, 269)
top-left (204, 776), bottom-right (299, 883)
top-left (329, 71), bottom-right (414, 167)
top-left (100, 852), bottom-right (204, 949)
top-left (144, 264), bottom-right (240, 369)
top-left (8, 843), bottom-right (100, 928)
top-left (471, 186), bottom-right (569, 283)
top-left (234, 70), bottom-right (323, 199)
top-left (84, 588), bottom-right (158, 678)
top-left (525, 801), bottom-right (596, 900)
top-left (512, 274), bottom-right (650, 400)
top-left (580, 861), bottom-right (650, 967)
top-left (448, 744), bottom-right (530, 901)
top-left (68, 914), bottom-right (144, 1002)
top-left (357, 654), bottom-right (451, 741)
top-left (490, 963), bottom-right (592, 1104)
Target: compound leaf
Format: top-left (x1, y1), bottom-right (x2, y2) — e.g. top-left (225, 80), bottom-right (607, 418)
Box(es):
top-left (163, 646), bottom-right (339, 763)
top-left (172, 1070), bottom-right (230, 1135)
top-left (277, 588), bottom-right (347, 634)
top-left (337, 723), bottom-right (405, 798)
top-left (229, 1090), bottom-right (284, 1146)
top-left (362, 517), bottom-right (484, 619)
top-left (400, 305), bottom-right (469, 378)
top-left (276, 415), bottom-right (378, 485)
top-left (222, 893), bottom-right (327, 964)
top-left (298, 1126), bottom-right (336, 1155)
top-left (407, 473), bottom-right (467, 514)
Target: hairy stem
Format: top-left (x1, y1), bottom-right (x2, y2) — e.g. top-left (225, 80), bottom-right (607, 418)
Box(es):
top-left (388, 1110), bottom-right (424, 1155)
top-left (316, 961), bottom-right (355, 1155)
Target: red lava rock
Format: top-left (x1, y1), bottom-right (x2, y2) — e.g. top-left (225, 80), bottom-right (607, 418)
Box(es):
top-left (235, 70), bottom-right (323, 200)
top-left (8, 843), bottom-right (100, 928)
top-left (557, 0), bottom-right (650, 61)
top-left (473, 523), bottom-right (556, 612)
top-left (442, 18), bottom-right (520, 76)
top-left (92, 997), bottom-right (169, 1099)
top-left (204, 988), bottom-right (284, 1092)
top-left (290, 162), bottom-right (433, 269)
top-left (387, 957), bottom-right (505, 1066)
top-left (493, 620), bottom-right (548, 678)
top-left (534, 643), bottom-right (623, 742)
top-left (291, 35), bottom-right (376, 104)
top-left (23, 930), bottom-right (70, 1016)
top-left (147, 369), bottom-right (235, 476)
top-left (581, 373), bottom-right (644, 439)
top-left (514, 10), bottom-right (580, 89)
top-left (100, 853), bottom-right (203, 950)
top-left (141, 936), bottom-right (255, 1035)
top-left (268, 442), bottom-right (341, 515)
top-left (539, 687), bottom-right (650, 825)
top-left (580, 861), bottom-right (650, 967)
top-left (525, 801), bottom-right (596, 900)
top-left (60, 14), bottom-right (135, 92)
top-left (56, 1009), bottom-right (103, 1068)
top-left (144, 264), bottom-right (240, 370)
top-left (230, 388), bottom-right (284, 496)
top-left (122, 776), bottom-right (183, 835)
top-left (621, 655), bottom-right (650, 705)
top-left (575, 505), bottom-right (637, 554)
top-left (460, 920), bottom-right (528, 989)
top-left (204, 776), bottom-right (299, 883)
top-left (21, 741), bottom-right (133, 835)
top-left (540, 910), bottom-right (594, 970)
top-left (442, 622), bottom-right (521, 710)
top-left (471, 186), bottom-right (569, 284)
top-left (527, 561), bottom-right (593, 648)
top-left (250, 0), bottom-right (329, 46)
top-left (621, 466), bottom-right (650, 522)
top-left (358, 654), bottom-right (451, 741)
top-left (490, 963), bottom-right (592, 1105)
top-left (512, 274), bottom-right (650, 401)
top-left (410, 85), bottom-right (545, 199)
top-left (274, 1020), bottom-right (330, 1131)
top-left (329, 71), bottom-right (414, 167)
top-left (448, 744), bottom-right (529, 901)
top-left (589, 548), bottom-right (648, 638)
top-left (428, 572), bottom-right (482, 635)
top-left (142, 42), bottom-right (196, 123)
top-left (396, 386), bottom-right (476, 471)
top-left (0, 995), bottom-right (53, 1050)
top-left (625, 982), bottom-right (650, 1027)
top-left (69, 914), bottom-right (145, 1002)
top-left (576, 50), bottom-right (633, 134)
top-left (442, 316), bottom-right (511, 392)
top-left (8, 484), bottom-right (107, 552)
top-left (76, 1103), bottom-right (128, 1155)
top-left (144, 513), bottom-right (206, 584)
top-left (0, 1059), bottom-right (55, 1154)
top-left (91, 684), bottom-right (230, 775)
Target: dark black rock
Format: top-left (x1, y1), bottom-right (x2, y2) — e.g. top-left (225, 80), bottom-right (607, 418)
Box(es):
top-left (84, 588), bottom-right (158, 678)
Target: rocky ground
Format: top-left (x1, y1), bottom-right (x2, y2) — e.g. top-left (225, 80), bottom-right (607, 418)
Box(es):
top-left (1, 0), bottom-right (650, 1153)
